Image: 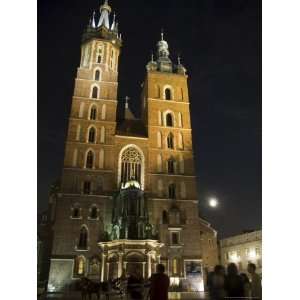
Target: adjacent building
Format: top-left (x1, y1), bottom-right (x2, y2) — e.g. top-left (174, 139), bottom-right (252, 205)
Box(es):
top-left (47, 0), bottom-right (218, 292)
top-left (219, 230), bottom-right (262, 275)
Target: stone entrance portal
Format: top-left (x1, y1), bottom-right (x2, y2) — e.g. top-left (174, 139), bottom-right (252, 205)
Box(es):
top-left (98, 239), bottom-right (163, 281)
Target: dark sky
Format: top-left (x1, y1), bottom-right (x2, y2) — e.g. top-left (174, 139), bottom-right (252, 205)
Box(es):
top-left (38, 0), bottom-right (261, 238)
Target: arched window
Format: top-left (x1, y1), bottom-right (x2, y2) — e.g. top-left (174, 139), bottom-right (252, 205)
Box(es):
top-left (75, 256), bottom-right (85, 275)
top-left (168, 183), bottom-right (176, 199)
top-left (166, 113), bottom-right (173, 127)
top-left (92, 86), bottom-right (98, 99)
top-left (167, 133), bottom-right (174, 149)
top-left (72, 206), bottom-right (80, 218)
top-left (96, 45), bottom-right (103, 64)
top-left (94, 70), bottom-right (100, 81)
top-left (101, 104), bottom-right (106, 120)
top-left (162, 210), bottom-right (169, 224)
top-left (167, 158), bottom-right (175, 174)
top-left (90, 206), bottom-right (98, 219)
top-left (88, 127), bottom-right (96, 143)
top-left (157, 131), bottom-right (162, 148)
top-left (100, 126), bottom-right (105, 143)
top-left (120, 147), bottom-right (142, 185)
top-left (165, 88), bottom-right (172, 100)
top-left (90, 106), bottom-right (97, 120)
top-left (86, 151), bottom-right (94, 169)
top-left (78, 226), bottom-right (88, 249)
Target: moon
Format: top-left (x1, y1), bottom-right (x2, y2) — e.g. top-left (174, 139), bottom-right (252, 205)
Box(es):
top-left (208, 198), bottom-right (218, 208)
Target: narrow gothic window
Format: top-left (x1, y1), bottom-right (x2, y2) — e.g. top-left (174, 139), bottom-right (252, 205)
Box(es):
top-left (120, 147), bottom-right (143, 185)
top-left (78, 226), bottom-right (88, 249)
top-left (90, 206), bottom-right (98, 219)
top-left (86, 151), bottom-right (94, 168)
top-left (172, 232), bottom-right (179, 244)
top-left (95, 70), bottom-right (100, 81)
top-left (97, 55), bottom-right (102, 63)
top-left (88, 127), bottom-right (96, 143)
top-left (83, 181), bottom-right (91, 194)
top-left (90, 106), bottom-right (97, 120)
top-left (92, 86), bottom-right (98, 99)
top-left (168, 183), bottom-right (176, 199)
top-left (167, 133), bottom-right (174, 149)
top-left (166, 113), bottom-right (173, 127)
top-left (167, 158), bottom-right (175, 174)
top-left (101, 104), bottom-right (106, 120)
top-left (72, 207), bottom-right (80, 218)
top-left (100, 126), bottom-right (105, 143)
top-left (178, 132), bottom-right (184, 149)
top-left (162, 210), bottom-right (168, 224)
top-left (165, 88), bottom-right (171, 100)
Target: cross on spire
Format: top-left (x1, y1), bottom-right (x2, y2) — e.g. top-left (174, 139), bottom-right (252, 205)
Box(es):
top-left (161, 28), bottom-right (164, 41)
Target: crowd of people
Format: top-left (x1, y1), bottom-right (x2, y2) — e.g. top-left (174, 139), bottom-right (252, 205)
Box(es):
top-left (207, 262), bottom-right (262, 300)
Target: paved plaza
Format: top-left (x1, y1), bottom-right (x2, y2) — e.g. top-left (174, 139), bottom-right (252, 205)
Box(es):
top-left (40, 291), bottom-right (208, 300)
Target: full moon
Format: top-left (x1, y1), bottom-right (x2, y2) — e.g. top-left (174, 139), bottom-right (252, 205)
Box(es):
top-left (209, 198), bottom-right (218, 208)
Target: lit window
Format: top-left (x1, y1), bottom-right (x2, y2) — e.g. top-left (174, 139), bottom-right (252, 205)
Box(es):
top-left (75, 256), bottom-right (85, 275)
top-left (166, 113), bottom-right (173, 127)
top-left (172, 258), bottom-right (178, 274)
top-left (86, 151), bottom-right (94, 168)
top-left (88, 127), bottom-right (96, 143)
top-left (83, 181), bottom-right (91, 194)
top-left (167, 133), bottom-right (174, 149)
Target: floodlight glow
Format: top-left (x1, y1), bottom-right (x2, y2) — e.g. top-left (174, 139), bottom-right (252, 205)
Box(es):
top-left (209, 198), bottom-right (218, 207)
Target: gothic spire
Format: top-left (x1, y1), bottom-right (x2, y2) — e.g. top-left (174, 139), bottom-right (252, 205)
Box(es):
top-left (97, 0), bottom-right (112, 28)
top-left (91, 11), bottom-right (96, 28)
top-left (111, 12), bottom-right (116, 31)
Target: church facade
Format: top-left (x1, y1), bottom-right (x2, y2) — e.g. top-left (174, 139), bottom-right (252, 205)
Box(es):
top-left (47, 0), bottom-right (218, 292)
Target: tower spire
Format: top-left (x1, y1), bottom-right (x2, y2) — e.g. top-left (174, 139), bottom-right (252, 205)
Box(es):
top-left (97, 0), bottom-right (112, 28)
top-left (91, 11), bottom-right (96, 28)
top-left (111, 12), bottom-right (116, 30)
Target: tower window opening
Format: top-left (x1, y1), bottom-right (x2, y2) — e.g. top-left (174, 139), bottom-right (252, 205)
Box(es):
top-left (72, 207), bottom-right (80, 218)
top-left (88, 127), bottom-right (96, 143)
top-left (166, 113), bottom-right (173, 127)
top-left (97, 55), bottom-right (102, 63)
top-left (172, 232), bottom-right (179, 245)
top-left (95, 70), bottom-right (100, 81)
top-left (86, 151), bottom-right (94, 169)
top-left (90, 106), bottom-right (97, 120)
top-left (167, 158), bottom-right (175, 174)
top-left (120, 147), bottom-right (142, 185)
top-left (83, 181), bottom-right (91, 195)
top-left (167, 133), bottom-right (174, 149)
top-left (165, 88), bottom-right (172, 100)
top-left (162, 210), bottom-right (168, 224)
top-left (92, 86), bottom-right (98, 99)
top-left (90, 206), bottom-right (98, 219)
top-left (78, 226), bottom-right (88, 249)
top-left (168, 183), bottom-right (176, 199)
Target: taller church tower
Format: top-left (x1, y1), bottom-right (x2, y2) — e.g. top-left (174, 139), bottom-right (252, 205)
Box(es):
top-left (48, 1), bottom-right (218, 293)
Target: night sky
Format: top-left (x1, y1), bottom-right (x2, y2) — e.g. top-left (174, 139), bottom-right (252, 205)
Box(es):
top-left (38, 0), bottom-right (261, 238)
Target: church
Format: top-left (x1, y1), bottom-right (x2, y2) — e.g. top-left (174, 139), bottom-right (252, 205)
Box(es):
top-left (47, 0), bottom-right (218, 292)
